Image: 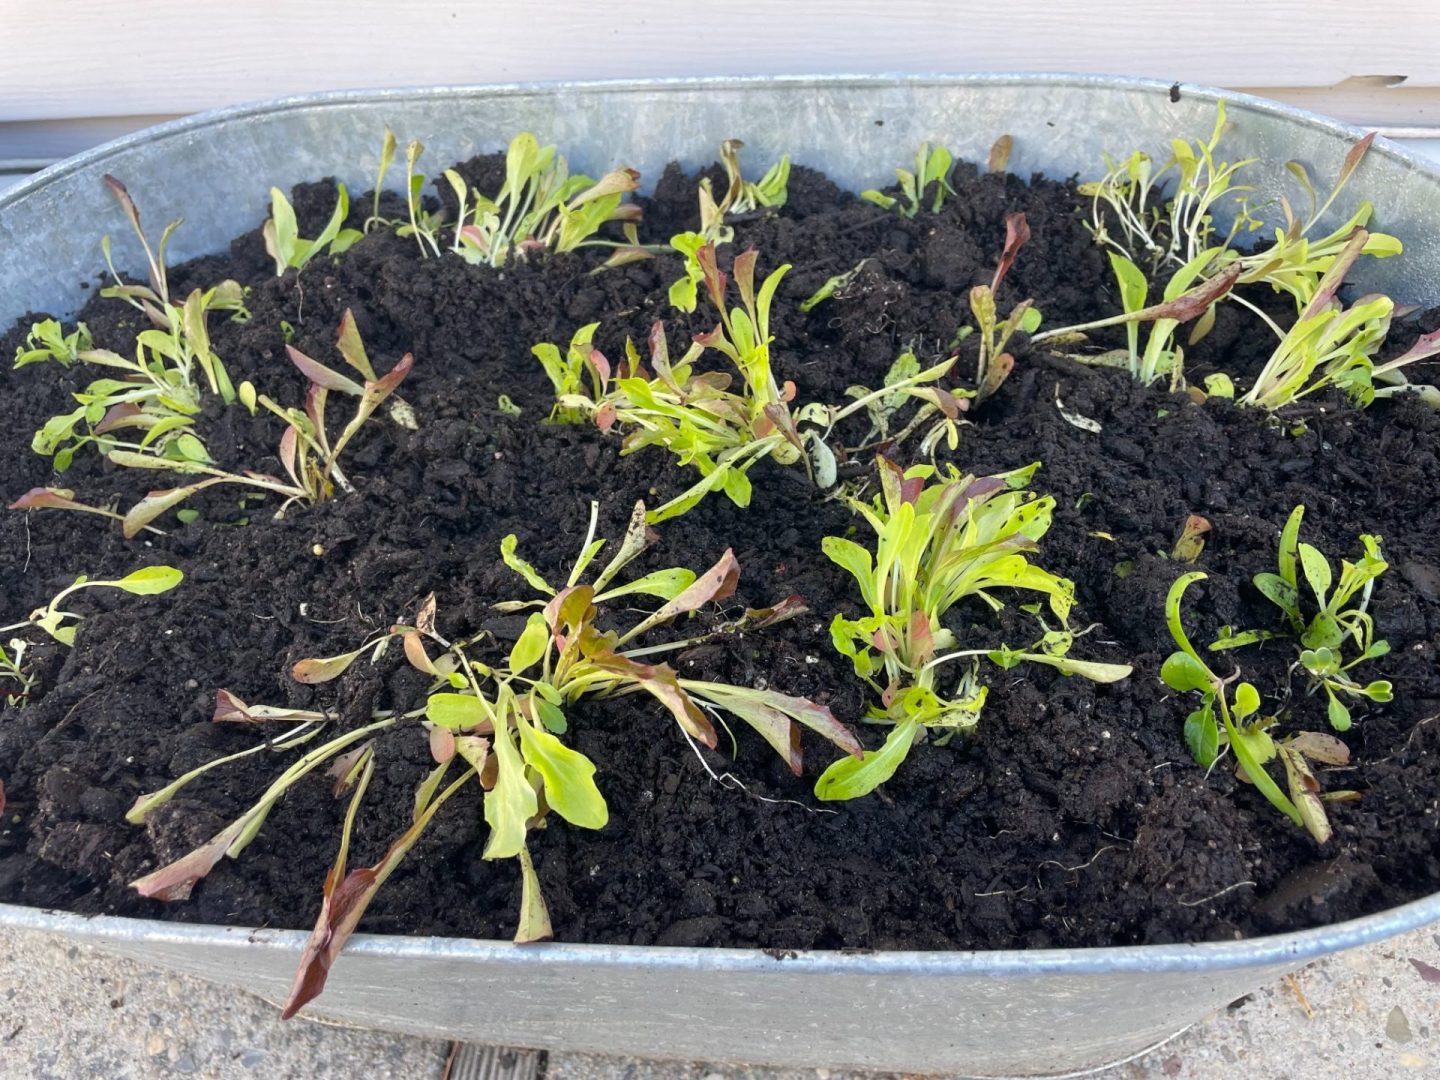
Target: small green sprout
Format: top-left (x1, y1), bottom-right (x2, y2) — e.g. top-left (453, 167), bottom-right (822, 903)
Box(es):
top-left (861, 143), bottom-right (955, 217)
top-left (0, 566), bottom-right (183, 704)
top-left (1242, 506), bottom-right (1392, 730)
top-left (263, 183), bottom-right (363, 274)
top-left (721, 138), bottom-right (791, 214)
top-left (127, 502), bottom-right (856, 1017)
top-left (798, 258), bottom-right (873, 314)
top-left (13, 319), bottom-right (92, 368)
top-left (1162, 571), bottom-right (1355, 843)
top-left (967, 213), bottom-right (1042, 404)
top-left (815, 457), bottom-right (1131, 800)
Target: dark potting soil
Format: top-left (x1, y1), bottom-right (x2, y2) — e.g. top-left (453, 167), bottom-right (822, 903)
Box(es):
top-left (1, 153), bottom-right (1438, 954)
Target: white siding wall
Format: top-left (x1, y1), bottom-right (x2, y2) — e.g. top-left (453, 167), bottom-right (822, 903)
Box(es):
top-left (3, 0), bottom-right (1440, 173)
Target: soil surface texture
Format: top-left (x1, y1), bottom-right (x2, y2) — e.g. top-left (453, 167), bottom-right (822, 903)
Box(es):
top-left (1, 152), bottom-right (1438, 953)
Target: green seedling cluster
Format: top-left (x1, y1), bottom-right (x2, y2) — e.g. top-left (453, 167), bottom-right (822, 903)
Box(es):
top-left (0, 566), bottom-right (183, 705)
top-left (1162, 572), bottom-right (1357, 843)
top-left (1051, 104), bottom-right (1419, 398)
top-left (667, 139), bottom-right (790, 312)
top-left (13, 319), bottom-right (92, 368)
top-left (371, 131), bottom-right (646, 266)
top-left (861, 143), bottom-right (956, 217)
top-left (12, 311), bottom-right (413, 535)
top-left (263, 183), bottom-right (362, 274)
top-left (1212, 505), bottom-right (1393, 731)
top-left (815, 457), bottom-right (1132, 800)
top-left (126, 502), bottom-right (857, 1016)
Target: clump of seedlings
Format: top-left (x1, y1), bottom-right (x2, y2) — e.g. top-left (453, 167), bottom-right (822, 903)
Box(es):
top-left (861, 142), bottom-right (956, 217)
top-left (0, 566), bottom-right (183, 705)
top-left (11, 310), bottom-right (413, 535)
top-left (1045, 104), bottom-right (1420, 393)
top-left (126, 502), bottom-right (858, 1017)
top-left (815, 457), bottom-right (1132, 800)
top-left (1162, 571), bottom-right (1356, 843)
top-left (374, 130), bottom-right (646, 266)
top-left (1212, 505), bottom-right (1393, 730)
top-left (538, 244), bottom-right (959, 517)
top-left (19, 177), bottom-right (250, 471)
top-left (538, 246), bottom-right (805, 522)
top-left (667, 139), bottom-right (790, 312)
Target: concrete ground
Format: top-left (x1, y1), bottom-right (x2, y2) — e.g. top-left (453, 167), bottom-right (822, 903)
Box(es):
top-left (0, 924), bottom-right (1436, 1079)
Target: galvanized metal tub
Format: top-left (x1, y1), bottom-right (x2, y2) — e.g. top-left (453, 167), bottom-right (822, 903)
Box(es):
top-left (2, 75), bottom-right (1439, 1076)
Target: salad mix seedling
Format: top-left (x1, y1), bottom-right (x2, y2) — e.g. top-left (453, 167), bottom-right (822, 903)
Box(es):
top-left (1212, 505), bottom-right (1393, 730)
top-left (861, 143), bottom-right (956, 217)
top-left (126, 503), bottom-right (857, 1015)
top-left (263, 183), bottom-right (363, 274)
top-left (815, 458), bottom-right (1132, 800)
top-left (0, 566), bottom-right (183, 704)
top-left (12, 311), bottom-right (413, 535)
top-left (1162, 572), bottom-right (1357, 843)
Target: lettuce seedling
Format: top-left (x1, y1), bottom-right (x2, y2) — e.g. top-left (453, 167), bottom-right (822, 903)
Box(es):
top-left (13, 312), bottom-right (413, 535)
top-left (435, 133), bottom-right (642, 267)
top-left (540, 246), bottom-right (807, 522)
top-left (128, 501), bottom-right (856, 1017)
top-left (13, 319), bottom-right (92, 368)
top-left (1074, 106), bottom-right (1400, 378)
top-left (0, 566), bottom-right (183, 704)
top-left (861, 143), bottom-right (955, 218)
top-left (815, 458), bottom-right (1132, 800)
top-left (967, 213), bottom-right (1042, 404)
top-left (668, 139), bottom-right (790, 312)
top-left (1163, 571), bottom-right (1355, 843)
top-left (1239, 230), bottom-right (1440, 409)
top-left (263, 183), bottom-right (363, 275)
top-left (1243, 506), bottom-right (1392, 730)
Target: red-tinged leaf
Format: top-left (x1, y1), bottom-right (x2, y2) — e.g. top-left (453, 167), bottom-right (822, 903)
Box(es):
top-left (366, 352), bottom-right (414, 400)
top-left (428, 724), bottom-right (456, 764)
top-left (213, 689), bottom-right (251, 722)
top-left (647, 320), bottom-right (668, 370)
top-left (881, 682), bottom-right (900, 708)
top-left (278, 425), bottom-right (301, 487)
top-left (287, 345), bottom-right (364, 395)
top-left (872, 625), bottom-right (900, 651)
top-left (132, 819), bottom-right (248, 901)
top-left (94, 402), bottom-right (143, 435)
top-left (595, 401), bottom-right (617, 432)
top-left (1301, 230), bottom-right (1370, 318)
top-left (327, 743), bottom-right (374, 796)
top-left (763, 402), bottom-right (804, 451)
top-left (696, 244), bottom-right (726, 311)
top-left (733, 248), bottom-right (758, 311)
top-left (334, 309), bottom-right (377, 381)
top-left (629, 549), bottom-right (740, 637)
top-left (102, 174), bottom-right (143, 236)
top-left (781, 379), bottom-right (797, 403)
top-left (281, 766), bottom-right (472, 1019)
top-left (1338, 132), bottom-right (1376, 190)
top-left (739, 595), bottom-right (809, 630)
top-left (990, 212), bottom-right (1031, 294)
top-left (591, 649), bottom-right (717, 746)
top-left (977, 352), bottom-right (1015, 403)
top-left (9, 487), bottom-right (89, 512)
top-left (123, 479), bottom-right (227, 538)
top-left (587, 348), bottom-right (611, 386)
top-left (958, 475), bottom-right (1008, 505)
top-left (909, 610), bottom-right (935, 666)
top-left (304, 383), bottom-right (326, 434)
top-left (1146, 262), bottom-right (1243, 323)
top-left (1388, 325), bottom-right (1440, 368)
top-left (403, 631), bottom-right (439, 675)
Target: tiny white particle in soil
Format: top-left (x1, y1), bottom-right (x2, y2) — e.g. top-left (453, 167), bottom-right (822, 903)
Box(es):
top-left (1101, 730), bottom-right (1111, 739)
top-left (806, 655), bottom-right (818, 664)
